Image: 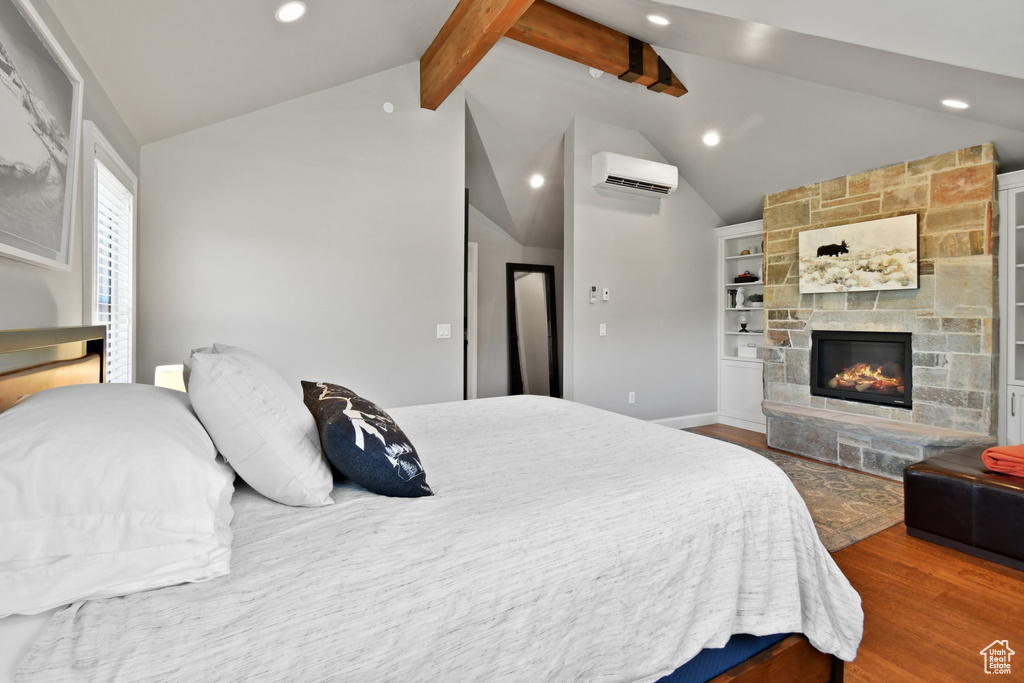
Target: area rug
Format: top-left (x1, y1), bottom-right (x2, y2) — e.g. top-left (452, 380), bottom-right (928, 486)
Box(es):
top-left (695, 435), bottom-right (904, 552)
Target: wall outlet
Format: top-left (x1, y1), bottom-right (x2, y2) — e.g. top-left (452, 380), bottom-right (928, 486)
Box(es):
top-left (602, 287), bottom-right (610, 301)
top-left (628, 391), bottom-right (635, 404)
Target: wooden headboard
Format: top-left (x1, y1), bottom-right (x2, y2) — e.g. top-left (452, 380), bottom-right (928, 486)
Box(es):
top-left (0, 326), bottom-right (106, 413)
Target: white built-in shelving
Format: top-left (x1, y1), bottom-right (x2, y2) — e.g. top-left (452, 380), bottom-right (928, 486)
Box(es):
top-left (715, 220), bottom-right (766, 433)
top-left (999, 170), bottom-right (1024, 444)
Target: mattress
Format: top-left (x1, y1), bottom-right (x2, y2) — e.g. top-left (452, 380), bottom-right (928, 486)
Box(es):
top-left (15, 396), bottom-right (863, 681)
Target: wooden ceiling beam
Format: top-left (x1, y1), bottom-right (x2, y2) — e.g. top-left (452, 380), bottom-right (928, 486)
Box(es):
top-left (504, 0), bottom-right (687, 98)
top-left (420, 0), bottom-right (537, 111)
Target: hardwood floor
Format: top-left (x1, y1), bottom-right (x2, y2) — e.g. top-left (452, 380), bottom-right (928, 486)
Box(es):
top-left (691, 424), bottom-right (1024, 682)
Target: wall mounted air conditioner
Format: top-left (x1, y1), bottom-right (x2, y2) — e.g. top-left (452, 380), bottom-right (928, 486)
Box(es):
top-left (591, 152), bottom-right (678, 198)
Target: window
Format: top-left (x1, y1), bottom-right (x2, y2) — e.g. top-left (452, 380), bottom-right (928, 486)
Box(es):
top-left (83, 122), bottom-right (137, 383)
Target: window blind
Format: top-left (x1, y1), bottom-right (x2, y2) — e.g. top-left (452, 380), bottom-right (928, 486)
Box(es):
top-left (95, 159), bottom-right (134, 383)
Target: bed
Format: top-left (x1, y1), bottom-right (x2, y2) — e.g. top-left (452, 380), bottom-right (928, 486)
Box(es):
top-left (0, 326), bottom-right (862, 682)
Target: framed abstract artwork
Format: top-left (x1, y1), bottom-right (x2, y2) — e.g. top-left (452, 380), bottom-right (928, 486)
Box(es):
top-left (798, 214), bottom-right (919, 293)
top-left (0, 0), bottom-right (83, 270)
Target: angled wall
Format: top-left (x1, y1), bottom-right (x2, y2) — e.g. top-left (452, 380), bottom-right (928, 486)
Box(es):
top-left (138, 63), bottom-right (465, 407)
top-left (469, 207), bottom-right (562, 398)
top-left (565, 117), bottom-right (722, 422)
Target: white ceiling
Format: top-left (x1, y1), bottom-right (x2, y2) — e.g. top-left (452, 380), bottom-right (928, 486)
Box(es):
top-left (653, 0), bottom-right (1024, 81)
top-left (45, 0), bottom-right (1024, 244)
top-left (43, 0), bottom-right (457, 145)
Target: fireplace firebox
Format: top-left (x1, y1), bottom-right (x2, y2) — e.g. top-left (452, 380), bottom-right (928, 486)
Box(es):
top-left (810, 330), bottom-right (912, 409)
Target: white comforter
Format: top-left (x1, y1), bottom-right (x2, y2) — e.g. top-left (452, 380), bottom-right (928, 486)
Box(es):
top-left (17, 396), bottom-right (863, 682)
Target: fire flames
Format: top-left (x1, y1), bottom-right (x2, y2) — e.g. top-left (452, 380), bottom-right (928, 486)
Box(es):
top-left (828, 362), bottom-right (904, 395)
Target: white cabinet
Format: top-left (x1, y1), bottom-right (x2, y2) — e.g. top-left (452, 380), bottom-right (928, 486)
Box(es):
top-left (999, 170), bottom-right (1024, 444)
top-left (715, 221), bottom-right (766, 432)
top-left (1006, 388), bottom-right (1024, 446)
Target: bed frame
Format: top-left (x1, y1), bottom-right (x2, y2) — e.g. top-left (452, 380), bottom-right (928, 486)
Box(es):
top-left (0, 325), bottom-right (842, 682)
top-left (711, 635), bottom-right (843, 682)
top-left (0, 326), bottom-right (105, 413)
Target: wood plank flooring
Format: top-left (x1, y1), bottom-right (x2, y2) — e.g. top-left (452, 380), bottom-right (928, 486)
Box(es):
top-left (690, 424), bottom-right (1024, 682)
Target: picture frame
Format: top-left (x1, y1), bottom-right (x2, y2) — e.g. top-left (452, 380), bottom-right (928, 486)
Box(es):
top-left (0, 0), bottom-right (83, 270)
top-left (798, 214), bottom-right (919, 293)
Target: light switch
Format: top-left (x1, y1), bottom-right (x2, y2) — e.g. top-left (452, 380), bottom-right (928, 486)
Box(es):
top-left (437, 324), bottom-right (452, 339)
top-left (599, 323), bottom-right (607, 336)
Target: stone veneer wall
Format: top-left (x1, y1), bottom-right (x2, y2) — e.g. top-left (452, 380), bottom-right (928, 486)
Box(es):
top-left (762, 144), bottom-right (999, 478)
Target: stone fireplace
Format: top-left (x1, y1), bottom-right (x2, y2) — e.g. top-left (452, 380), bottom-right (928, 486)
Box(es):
top-left (761, 144), bottom-right (999, 479)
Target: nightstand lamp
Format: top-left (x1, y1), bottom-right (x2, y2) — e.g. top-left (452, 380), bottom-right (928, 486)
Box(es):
top-left (154, 364), bottom-right (186, 392)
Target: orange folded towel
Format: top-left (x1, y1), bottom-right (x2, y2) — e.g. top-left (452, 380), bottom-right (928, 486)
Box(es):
top-left (982, 444), bottom-right (1024, 478)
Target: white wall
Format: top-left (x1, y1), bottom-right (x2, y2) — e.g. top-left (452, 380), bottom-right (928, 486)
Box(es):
top-left (565, 117), bottom-right (721, 422)
top-left (0, 0), bottom-right (138, 330)
top-left (138, 62), bottom-right (466, 408)
top-left (468, 206), bottom-right (562, 398)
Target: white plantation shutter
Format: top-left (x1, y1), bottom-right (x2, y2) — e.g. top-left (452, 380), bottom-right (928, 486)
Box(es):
top-left (95, 160), bottom-right (133, 382)
top-left (83, 122), bottom-right (137, 383)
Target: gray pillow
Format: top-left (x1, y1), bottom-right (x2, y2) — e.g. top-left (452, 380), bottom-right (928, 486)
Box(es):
top-left (185, 345), bottom-right (334, 507)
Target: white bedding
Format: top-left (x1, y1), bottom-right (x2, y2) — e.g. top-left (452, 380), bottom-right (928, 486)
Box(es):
top-left (0, 612), bottom-right (54, 683)
top-left (15, 396), bottom-right (862, 682)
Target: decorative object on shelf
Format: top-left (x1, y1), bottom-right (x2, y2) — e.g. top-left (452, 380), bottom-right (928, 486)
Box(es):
top-left (737, 343), bottom-right (758, 358)
top-left (738, 311), bottom-right (750, 333)
top-left (797, 214), bottom-right (918, 293)
top-left (734, 270), bottom-right (758, 283)
top-left (747, 293), bottom-right (763, 308)
top-left (735, 287), bottom-right (745, 308)
top-left (729, 289), bottom-right (737, 308)
top-left (740, 249), bottom-right (750, 255)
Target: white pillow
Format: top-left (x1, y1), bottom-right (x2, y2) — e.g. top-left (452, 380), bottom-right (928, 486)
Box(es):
top-left (0, 383), bottom-right (235, 618)
top-left (184, 344), bottom-right (333, 507)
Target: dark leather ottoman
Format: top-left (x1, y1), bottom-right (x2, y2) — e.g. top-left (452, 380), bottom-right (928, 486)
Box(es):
top-left (904, 446), bottom-right (1024, 572)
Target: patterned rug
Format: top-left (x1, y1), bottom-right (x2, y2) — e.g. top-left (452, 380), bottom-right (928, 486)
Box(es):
top-left (694, 435), bottom-right (904, 552)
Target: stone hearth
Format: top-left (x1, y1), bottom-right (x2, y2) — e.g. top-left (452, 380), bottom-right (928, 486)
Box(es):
top-left (761, 144), bottom-right (999, 479)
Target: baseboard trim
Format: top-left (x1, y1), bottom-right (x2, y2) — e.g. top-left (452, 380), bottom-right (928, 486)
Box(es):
top-left (719, 414), bottom-right (767, 434)
top-left (652, 412), bottom-right (719, 429)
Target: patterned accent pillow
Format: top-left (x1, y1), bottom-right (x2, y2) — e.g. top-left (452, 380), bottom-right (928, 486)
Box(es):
top-left (301, 381), bottom-right (432, 498)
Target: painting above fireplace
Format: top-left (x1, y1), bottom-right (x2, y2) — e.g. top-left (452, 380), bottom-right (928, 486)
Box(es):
top-left (810, 331), bottom-right (913, 409)
top-left (797, 214), bottom-right (918, 294)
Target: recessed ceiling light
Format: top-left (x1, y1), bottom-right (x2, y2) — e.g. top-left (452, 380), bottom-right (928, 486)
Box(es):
top-left (702, 131), bottom-right (720, 147)
top-left (529, 174), bottom-right (545, 188)
top-left (275, 1), bottom-right (306, 23)
top-left (941, 99), bottom-right (970, 109)
top-left (647, 15), bottom-right (670, 26)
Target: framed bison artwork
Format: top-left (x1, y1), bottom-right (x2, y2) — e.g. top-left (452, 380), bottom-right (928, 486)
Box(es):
top-left (797, 214), bottom-right (918, 293)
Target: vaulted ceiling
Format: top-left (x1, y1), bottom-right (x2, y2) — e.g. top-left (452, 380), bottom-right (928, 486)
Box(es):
top-left (46, 0), bottom-right (1024, 246)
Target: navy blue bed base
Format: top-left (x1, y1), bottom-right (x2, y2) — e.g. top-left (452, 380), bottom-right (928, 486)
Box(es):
top-left (657, 633), bottom-right (792, 682)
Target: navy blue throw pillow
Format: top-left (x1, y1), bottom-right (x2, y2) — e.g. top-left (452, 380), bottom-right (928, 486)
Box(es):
top-left (301, 381), bottom-right (432, 497)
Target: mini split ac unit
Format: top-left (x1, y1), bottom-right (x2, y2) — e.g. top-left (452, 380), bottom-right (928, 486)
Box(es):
top-left (591, 152), bottom-right (678, 198)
